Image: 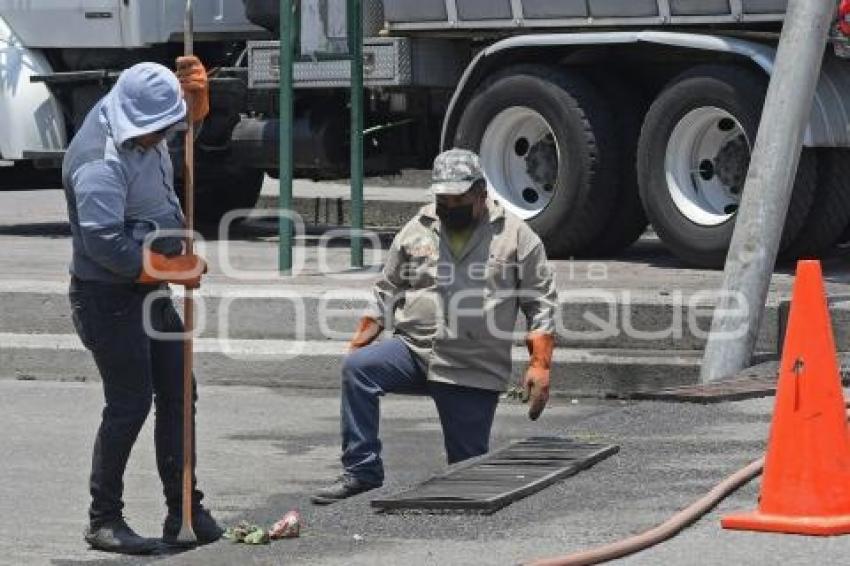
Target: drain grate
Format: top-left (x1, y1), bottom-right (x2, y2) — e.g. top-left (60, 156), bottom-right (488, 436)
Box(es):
top-left (371, 437), bottom-right (618, 514)
top-left (632, 370), bottom-right (850, 404)
top-left (630, 376), bottom-right (779, 403)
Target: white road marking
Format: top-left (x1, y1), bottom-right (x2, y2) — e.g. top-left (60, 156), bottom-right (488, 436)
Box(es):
top-left (0, 333), bottom-right (346, 355)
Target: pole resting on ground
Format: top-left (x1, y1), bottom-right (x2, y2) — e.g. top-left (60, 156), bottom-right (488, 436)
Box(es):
top-left (700, 0), bottom-right (836, 383)
top-left (178, 0), bottom-right (197, 545)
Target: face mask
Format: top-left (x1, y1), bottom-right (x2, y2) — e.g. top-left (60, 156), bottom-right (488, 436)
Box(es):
top-left (437, 202), bottom-right (476, 230)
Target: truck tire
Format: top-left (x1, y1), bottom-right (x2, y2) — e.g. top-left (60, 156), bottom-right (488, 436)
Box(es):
top-left (581, 73), bottom-right (649, 257)
top-left (453, 65), bottom-right (619, 258)
top-left (637, 65), bottom-right (817, 268)
top-left (781, 149), bottom-right (850, 260)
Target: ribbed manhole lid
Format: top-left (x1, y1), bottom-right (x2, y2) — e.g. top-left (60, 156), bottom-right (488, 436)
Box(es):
top-left (372, 437), bottom-right (618, 514)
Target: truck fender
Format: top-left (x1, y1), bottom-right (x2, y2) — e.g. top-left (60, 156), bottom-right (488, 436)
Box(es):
top-left (440, 31), bottom-right (850, 150)
top-left (0, 16), bottom-right (66, 161)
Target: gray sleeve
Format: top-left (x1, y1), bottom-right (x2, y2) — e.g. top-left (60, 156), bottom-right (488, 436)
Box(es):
top-left (517, 226), bottom-right (557, 334)
top-left (71, 160), bottom-right (143, 279)
top-left (365, 231), bottom-right (408, 327)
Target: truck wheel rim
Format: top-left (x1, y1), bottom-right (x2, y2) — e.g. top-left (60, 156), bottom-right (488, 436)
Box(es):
top-left (480, 107), bottom-right (560, 220)
top-left (665, 107), bottom-right (750, 227)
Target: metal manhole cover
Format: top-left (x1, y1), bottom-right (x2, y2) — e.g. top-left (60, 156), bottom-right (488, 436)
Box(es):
top-left (371, 437), bottom-right (618, 514)
top-left (631, 376), bottom-right (778, 403)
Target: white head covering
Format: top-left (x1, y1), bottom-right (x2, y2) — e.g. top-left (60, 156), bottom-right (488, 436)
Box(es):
top-left (103, 62), bottom-right (187, 146)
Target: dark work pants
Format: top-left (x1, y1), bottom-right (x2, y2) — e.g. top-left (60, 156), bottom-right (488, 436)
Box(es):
top-left (69, 277), bottom-right (202, 527)
top-left (340, 338), bottom-right (501, 485)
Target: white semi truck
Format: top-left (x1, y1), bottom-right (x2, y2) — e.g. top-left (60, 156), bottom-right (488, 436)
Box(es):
top-left (3, 1), bottom-right (850, 267)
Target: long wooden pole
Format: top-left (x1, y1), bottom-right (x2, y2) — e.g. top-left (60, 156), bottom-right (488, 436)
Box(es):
top-left (177, 0), bottom-right (198, 545)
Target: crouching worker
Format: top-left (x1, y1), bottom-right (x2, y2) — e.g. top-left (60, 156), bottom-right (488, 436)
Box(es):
top-left (312, 149), bottom-right (558, 505)
top-left (62, 59), bottom-right (221, 554)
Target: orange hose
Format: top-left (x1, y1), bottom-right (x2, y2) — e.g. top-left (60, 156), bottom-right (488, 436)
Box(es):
top-left (526, 457), bottom-right (764, 566)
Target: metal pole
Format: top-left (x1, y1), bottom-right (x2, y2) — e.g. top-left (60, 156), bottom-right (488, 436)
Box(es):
top-left (279, 0), bottom-right (295, 274)
top-left (349, 0), bottom-right (364, 268)
top-left (177, 0), bottom-right (197, 545)
top-left (700, 0), bottom-right (836, 383)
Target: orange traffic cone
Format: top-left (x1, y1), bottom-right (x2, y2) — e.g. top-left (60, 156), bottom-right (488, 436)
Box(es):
top-left (721, 260), bottom-right (850, 536)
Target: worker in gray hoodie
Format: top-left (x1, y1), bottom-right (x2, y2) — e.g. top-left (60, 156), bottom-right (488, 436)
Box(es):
top-left (63, 57), bottom-right (219, 555)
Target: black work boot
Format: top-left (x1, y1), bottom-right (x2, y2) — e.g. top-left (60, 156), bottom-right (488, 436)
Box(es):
top-left (162, 506), bottom-right (224, 547)
top-left (84, 519), bottom-right (159, 555)
top-left (311, 475), bottom-right (381, 505)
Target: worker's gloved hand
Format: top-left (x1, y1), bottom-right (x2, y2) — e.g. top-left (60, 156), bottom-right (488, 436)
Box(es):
top-left (348, 316), bottom-right (383, 352)
top-left (137, 249), bottom-right (207, 289)
top-left (522, 332), bottom-right (555, 421)
top-left (175, 55), bottom-right (209, 122)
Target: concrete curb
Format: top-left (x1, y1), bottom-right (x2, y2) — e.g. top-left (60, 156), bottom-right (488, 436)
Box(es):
top-left (0, 285), bottom-right (783, 353)
top-left (0, 333), bottom-right (732, 396)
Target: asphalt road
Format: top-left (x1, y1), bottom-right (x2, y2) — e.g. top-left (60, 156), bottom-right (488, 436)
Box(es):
top-left (4, 185), bottom-right (850, 565)
top-left (3, 379), bottom-right (850, 566)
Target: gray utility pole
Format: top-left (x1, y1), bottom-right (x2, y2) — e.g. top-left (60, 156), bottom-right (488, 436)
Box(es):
top-left (700, 0), bottom-right (836, 383)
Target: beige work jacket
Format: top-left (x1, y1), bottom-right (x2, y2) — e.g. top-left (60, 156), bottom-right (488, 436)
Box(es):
top-left (366, 200), bottom-right (557, 392)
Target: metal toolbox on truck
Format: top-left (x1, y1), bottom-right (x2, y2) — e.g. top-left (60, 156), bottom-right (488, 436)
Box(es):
top-left (383, 0), bottom-right (790, 30)
top-left (247, 38), bottom-right (465, 89)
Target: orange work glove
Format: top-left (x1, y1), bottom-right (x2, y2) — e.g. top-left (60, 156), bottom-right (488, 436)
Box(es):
top-left (522, 332), bottom-right (555, 421)
top-left (175, 55), bottom-right (209, 122)
top-left (348, 316), bottom-right (383, 352)
top-left (137, 249), bottom-right (207, 289)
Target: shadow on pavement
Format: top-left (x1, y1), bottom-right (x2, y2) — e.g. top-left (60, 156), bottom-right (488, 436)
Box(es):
top-left (0, 222), bottom-right (71, 238)
top-left (0, 167), bottom-right (61, 191)
top-left (0, 217), bottom-right (396, 250)
top-left (51, 542), bottom-right (196, 566)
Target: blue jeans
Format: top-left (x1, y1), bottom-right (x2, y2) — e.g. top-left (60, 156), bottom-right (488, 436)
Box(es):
top-left (69, 277), bottom-right (202, 526)
top-left (340, 338), bottom-right (501, 485)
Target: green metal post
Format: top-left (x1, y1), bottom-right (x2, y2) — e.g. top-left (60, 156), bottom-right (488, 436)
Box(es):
top-left (348, 0), bottom-right (364, 268)
top-left (279, 0), bottom-right (295, 274)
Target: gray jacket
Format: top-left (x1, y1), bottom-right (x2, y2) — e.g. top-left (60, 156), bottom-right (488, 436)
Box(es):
top-left (62, 66), bottom-right (186, 283)
top-left (367, 200), bottom-right (557, 392)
